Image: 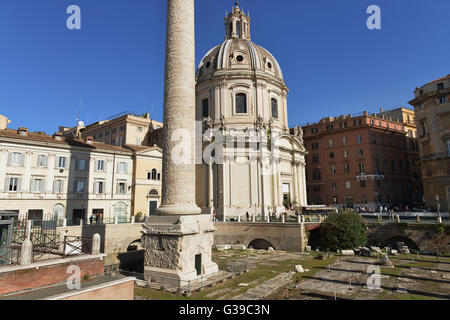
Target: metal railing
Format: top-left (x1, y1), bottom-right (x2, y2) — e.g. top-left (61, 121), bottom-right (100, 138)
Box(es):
top-left (0, 245), bottom-right (21, 266)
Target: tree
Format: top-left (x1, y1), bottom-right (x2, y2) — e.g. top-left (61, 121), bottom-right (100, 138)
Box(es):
top-left (320, 211), bottom-right (367, 250)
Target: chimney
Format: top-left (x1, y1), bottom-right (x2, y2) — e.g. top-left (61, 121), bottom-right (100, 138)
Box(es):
top-left (380, 107), bottom-right (384, 113)
top-left (86, 136), bottom-right (94, 144)
top-left (17, 127), bottom-right (28, 136)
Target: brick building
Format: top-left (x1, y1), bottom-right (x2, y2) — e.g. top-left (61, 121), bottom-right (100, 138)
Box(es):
top-left (302, 109), bottom-right (422, 210)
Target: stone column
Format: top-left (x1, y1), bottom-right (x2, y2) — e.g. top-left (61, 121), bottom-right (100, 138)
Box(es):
top-left (208, 162), bottom-right (214, 210)
top-left (157, 0), bottom-right (200, 216)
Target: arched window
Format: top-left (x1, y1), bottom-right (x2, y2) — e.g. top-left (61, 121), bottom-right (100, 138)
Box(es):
top-left (229, 22), bottom-right (233, 37)
top-left (236, 21), bottom-right (241, 38)
top-left (149, 189), bottom-right (159, 196)
top-left (151, 169), bottom-right (157, 180)
top-left (271, 98), bottom-right (278, 119)
top-left (202, 99), bottom-right (209, 118)
top-left (52, 204), bottom-right (65, 220)
top-left (235, 93), bottom-right (247, 114)
top-left (114, 202), bottom-right (127, 221)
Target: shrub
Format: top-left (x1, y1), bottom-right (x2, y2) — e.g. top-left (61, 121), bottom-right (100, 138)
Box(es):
top-left (320, 211), bottom-right (367, 251)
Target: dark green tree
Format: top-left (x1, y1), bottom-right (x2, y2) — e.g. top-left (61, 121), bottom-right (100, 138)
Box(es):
top-left (320, 211), bottom-right (367, 250)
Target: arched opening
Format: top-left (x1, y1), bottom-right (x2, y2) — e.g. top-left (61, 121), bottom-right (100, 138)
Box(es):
top-left (236, 20), bottom-right (241, 38)
top-left (52, 204), bottom-right (65, 220)
top-left (148, 189), bottom-right (159, 216)
top-left (382, 236), bottom-right (420, 251)
top-left (114, 202), bottom-right (128, 222)
top-left (127, 239), bottom-right (143, 252)
top-left (151, 168), bottom-right (157, 180)
top-left (248, 238), bottom-right (275, 250)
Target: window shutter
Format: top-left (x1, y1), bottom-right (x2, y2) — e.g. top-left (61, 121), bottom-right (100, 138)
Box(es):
top-left (125, 163), bottom-right (129, 173)
top-left (17, 178), bottom-right (22, 192)
top-left (7, 153), bottom-right (12, 166)
top-left (124, 183), bottom-right (127, 194)
top-left (53, 180), bottom-right (57, 193)
top-left (43, 156), bottom-right (48, 168)
top-left (20, 154), bottom-right (25, 167)
top-left (36, 156), bottom-right (40, 167)
top-left (4, 178), bottom-right (9, 192)
top-left (116, 182), bottom-right (119, 194)
top-left (94, 182), bottom-right (99, 194)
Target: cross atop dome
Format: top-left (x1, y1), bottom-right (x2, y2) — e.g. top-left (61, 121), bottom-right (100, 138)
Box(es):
top-left (225, 2), bottom-right (251, 40)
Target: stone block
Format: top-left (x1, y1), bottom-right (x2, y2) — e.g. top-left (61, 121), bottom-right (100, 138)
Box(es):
top-left (231, 244), bottom-right (246, 250)
top-left (267, 247), bottom-right (275, 252)
top-left (294, 265), bottom-right (304, 273)
top-left (216, 245), bottom-right (231, 251)
top-left (360, 247), bottom-right (371, 257)
top-left (305, 246), bottom-right (311, 252)
top-left (390, 249), bottom-right (398, 255)
top-left (341, 250), bottom-right (355, 256)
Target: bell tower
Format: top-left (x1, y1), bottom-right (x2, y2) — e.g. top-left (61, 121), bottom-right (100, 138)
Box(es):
top-left (225, 2), bottom-right (251, 40)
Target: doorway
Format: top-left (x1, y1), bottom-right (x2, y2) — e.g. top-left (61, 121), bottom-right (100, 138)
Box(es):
top-left (195, 254), bottom-right (202, 276)
top-left (149, 201), bottom-right (158, 216)
top-left (72, 209), bottom-right (86, 226)
top-left (92, 209), bottom-right (104, 224)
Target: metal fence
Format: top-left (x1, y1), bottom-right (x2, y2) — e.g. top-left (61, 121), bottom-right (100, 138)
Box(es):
top-left (0, 245), bottom-right (21, 266)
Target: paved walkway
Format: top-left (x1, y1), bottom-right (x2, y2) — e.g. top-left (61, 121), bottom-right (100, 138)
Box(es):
top-left (232, 272), bottom-right (295, 300)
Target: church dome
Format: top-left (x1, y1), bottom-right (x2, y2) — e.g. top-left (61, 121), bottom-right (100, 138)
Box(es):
top-left (197, 39), bottom-right (284, 83)
top-left (196, 2), bottom-right (285, 86)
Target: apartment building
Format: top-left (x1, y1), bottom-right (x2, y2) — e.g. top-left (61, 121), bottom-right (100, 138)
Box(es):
top-left (302, 110), bottom-right (422, 209)
top-left (0, 127), bottom-right (133, 224)
top-left (409, 75), bottom-right (450, 212)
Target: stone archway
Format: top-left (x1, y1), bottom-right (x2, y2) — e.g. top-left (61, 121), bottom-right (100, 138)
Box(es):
top-left (248, 238), bottom-right (275, 250)
top-left (383, 236), bottom-right (420, 251)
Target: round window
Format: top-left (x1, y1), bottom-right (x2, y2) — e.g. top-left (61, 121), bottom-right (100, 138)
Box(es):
top-left (205, 61), bottom-right (211, 68)
top-left (236, 55), bottom-right (244, 62)
top-left (267, 62), bottom-right (272, 69)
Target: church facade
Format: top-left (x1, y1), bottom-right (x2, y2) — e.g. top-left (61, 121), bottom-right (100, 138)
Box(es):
top-left (195, 3), bottom-right (308, 220)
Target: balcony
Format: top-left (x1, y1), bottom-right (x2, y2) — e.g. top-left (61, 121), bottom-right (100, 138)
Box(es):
top-left (356, 172), bottom-right (384, 182)
top-left (420, 151), bottom-right (450, 161)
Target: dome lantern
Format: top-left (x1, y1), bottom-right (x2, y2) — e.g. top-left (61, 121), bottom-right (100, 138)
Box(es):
top-left (225, 2), bottom-right (251, 40)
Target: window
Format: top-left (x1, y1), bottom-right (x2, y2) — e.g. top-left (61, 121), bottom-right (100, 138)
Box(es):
top-left (54, 180), bottom-right (64, 194)
top-left (114, 202), bottom-right (127, 221)
top-left (118, 162), bottom-right (128, 173)
top-left (345, 181), bottom-right (351, 189)
top-left (328, 138), bottom-right (333, 148)
top-left (354, 119), bottom-right (362, 126)
top-left (420, 122), bottom-right (427, 138)
top-left (342, 136), bottom-right (347, 146)
top-left (97, 160), bottom-right (105, 172)
top-left (313, 169), bottom-right (321, 181)
top-left (311, 142), bottom-right (319, 150)
top-left (344, 163), bottom-right (350, 173)
top-left (360, 181), bottom-right (366, 188)
top-left (331, 182), bottom-right (337, 189)
top-left (75, 181), bottom-right (85, 194)
top-left (7, 177), bottom-right (20, 192)
top-left (31, 179), bottom-right (44, 193)
top-left (437, 82), bottom-right (444, 90)
top-left (343, 151), bottom-right (348, 158)
top-left (446, 139), bottom-right (450, 155)
top-left (357, 149), bottom-right (363, 156)
top-left (235, 93), bottom-right (247, 114)
top-left (119, 136), bottom-right (124, 146)
top-left (340, 122), bottom-right (347, 129)
top-left (271, 98), bottom-right (278, 119)
top-left (332, 196), bottom-right (338, 204)
top-left (236, 20), bottom-right (241, 38)
top-left (359, 163), bottom-right (365, 174)
top-left (331, 165), bottom-right (336, 175)
top-left (151, 169), bottom-right (157, 180)
top-left (138, 127), bottom-right (143, 132)
top-left (136, 138), bottom-right (142, 146)
top-left (311, 128), bottom-right (318, 134)
top-left (356, 135), bottom-right (362, 144)
top-left (312, 155), bottom-right (319, 164)
top-left (202, 99), bottom-right (209, 118)
top-left (58, 157), bottom-right (67, 169)
top-left (95, 181), bottom-right (104, 194)
top-left (330, 152), bottom-right (335, 159)
top-left (76, 159), bottom-right (87, 171)
top-left (118, 182), bottom-right (126, 195)
top-left (36, 155), bottom-right (48, 168)
top-left (419, 104), bottom-right (424, 111)
top-left (326, 125), bottom-right (333, 131)
top-left (9, 152), bottom-right (24, 166)
top-left (313, 186), bottom-right (321, 192)
top-left (439, 96), bottom-right (447, 104)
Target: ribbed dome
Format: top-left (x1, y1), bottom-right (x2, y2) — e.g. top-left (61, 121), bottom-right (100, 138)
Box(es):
top-left (196, 38), bottom-right (284, 83)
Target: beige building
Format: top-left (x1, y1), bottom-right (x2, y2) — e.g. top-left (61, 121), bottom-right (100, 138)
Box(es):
top-left (126, 145), bottom-right (162, 217)
top-left (60, 113), bottom-right (163, 147)
top-left (195, 4), bottom-right (308, 219)
top-left (0, 115), bottom-right (11, 130)
top-left (409, 75), bottom-right (450, 212)
top-left (0, 127), bottom-right (134, 224)
top-left (377, 107), bottom-right (417, 138)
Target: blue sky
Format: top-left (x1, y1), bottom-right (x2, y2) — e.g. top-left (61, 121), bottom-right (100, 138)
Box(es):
top-left (0, 0), bottom-right (449, 134)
